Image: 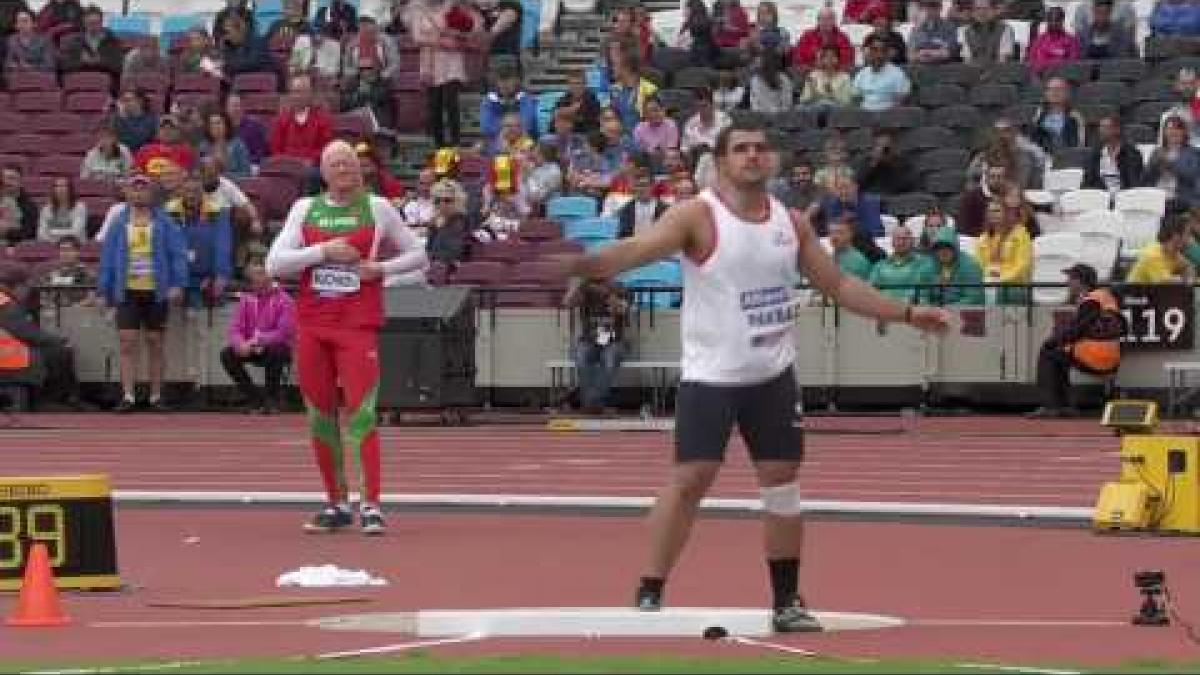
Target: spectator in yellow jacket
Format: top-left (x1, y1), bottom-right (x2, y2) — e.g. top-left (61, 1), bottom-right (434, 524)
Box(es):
top-left (976, 200), bottom-right (1032, 304)
top-left (1127, 217), bottom-right (1194, 283)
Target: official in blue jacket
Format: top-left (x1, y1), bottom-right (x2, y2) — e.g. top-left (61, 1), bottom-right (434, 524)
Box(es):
top-left (479, 68), bottom-right (539, 144)
top-left (97, 173), bottom-right (189, 412)
top-left (166, 175), bottom-right (233, 309)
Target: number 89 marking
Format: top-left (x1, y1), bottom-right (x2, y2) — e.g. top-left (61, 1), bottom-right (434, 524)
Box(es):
top-left (0, 504), bottom-right (68, 570)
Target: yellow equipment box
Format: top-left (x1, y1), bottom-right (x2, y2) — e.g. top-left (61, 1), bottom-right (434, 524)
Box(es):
top-left (1094, 436), bottom-right (1200, 535)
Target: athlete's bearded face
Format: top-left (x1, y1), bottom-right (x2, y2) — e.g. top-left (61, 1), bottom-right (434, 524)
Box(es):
top-left (718, 130), bottom-right (770, 189)
top-left (321, 143), bottom-right (363, 196)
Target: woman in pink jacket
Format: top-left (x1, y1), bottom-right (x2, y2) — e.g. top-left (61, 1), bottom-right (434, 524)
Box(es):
top-left (1027, 7), bottom-right (1080, 75)
top-left (220, 256), bottom-right (296, 413)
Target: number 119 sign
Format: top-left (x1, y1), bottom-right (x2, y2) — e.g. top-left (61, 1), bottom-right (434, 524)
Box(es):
top-left (1117, 284), bottom-right (1195, 351)
top-left (0, 475), bottom-right (120, 591)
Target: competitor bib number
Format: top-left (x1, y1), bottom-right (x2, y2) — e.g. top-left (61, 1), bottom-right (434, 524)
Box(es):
top-left (312, 266), bottom-right (361, 295)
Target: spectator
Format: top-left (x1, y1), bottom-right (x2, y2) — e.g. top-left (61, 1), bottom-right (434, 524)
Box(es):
top-left (173, 102), bottom-right (207, 146)
top-left (791, 7), bottom-right (854, 70)
top-left (678, 0), bottom-right (718, 67)
top-left (959, 162), bottom-right (1006, 236)
top-left (425, 178), bottom-right (470, 264)
top-left (1158, 67), bottom-right (1200, 147)
top-left (713, 0), bottom-right (751, 59)
top-left (617, 169), bottom-right (667, 239)
top-left (610, 52), bottom-right (659, 129)
top-left (0, 0), bottom-right (28, 36)
top-left (35, 0), bottom-right (81, 42)
top-left (37, 177), bottom-right (86, 243)
top-left (1128, 216), bottom-right (1193, 282)
top-left (265, 0), bottom-right (311, 47)
top-left (114, 89), bottom-right (159, 154)
top-left (225, 94), bottom-right (268, 167)
top-left (269, 73), bottom-right (335, 164)
top-left (742, 1), bottom-right (791, 65)
top-left (342, 16), bottom-right (399, 80)
top-left (518, 141), bottom-right (562, 216)
top-left (1029, 263), bottom-right (1124, 417)
top-left (566, 278), bottom-right (629, 414)
top-left (748, 55), bottom-right (794, 114)
top-left (798, 45), bottom-right (855, 111)
top-left (556, 70), bottom-right (602, 135)
top-left (0, 265), bottom-right (85, 410)
top-left (853, 34), bottom-right (912, 112)
top-left (632, 96), bottom-right (679, 159)
top-left (220, 255), bottom-right (294, 414)
top-left (400, 168), bottom-right (437, 232)
top-left (710, 70), bottom-right (745, 115)
top-left (135, 116), bottom-right (197, 177)
top-left (959, 0), bottom-right (1016, 64)
top-left (81, 125), bottom-right (134, 182)
top-left (681, 87), bottom-right (730, 153)
top-left (0, 166), bottom-right (36, 245)
top-left (1145, 114), bottom-right (1200, 207)
top-left (976, 199), bottom-right (1032, 304)
top-left (916, 205), bottom-right (956, 247)
top-left (829, 215), bottom-right (874, 280)
top-left (39, 236), bottom-right (95, 307)
top-left (673, 175), bottom-right (699, 201)
top-left (196, 156), bottom-right (263, 247)
top-left (542, 108), bottom-right (586, 163)
top-left (814, 135), bottom-right (855, 190)
top-left (166, 174), bottom-right (232, 308)
top-left (967, 117), bottom-right (1046, 190)
top-left (909, 0), bottom-right (960, 64)
top-left (219, 12), bottom-right (273, 77)
top-left (314, 0), bottom-right (358, 39)
top-left (480, 67), bottom-right (538, 145)
top-left (485, 111), bottom-right (535, 159)
top-left (121, 35), bottom-right (166, 79)
top-left (819, 176), bottom-right (884, 237)
top-left (856, 130), bottom-right (916, 194)
top-left (1150, 0), bottom-right (1200, 36)
top-left (1075, 0), bottom-right (1136, 35)
top-left (869, 224), bottom-right (926, 301)
top-left (213, 0), bottom-right (254, 43)
top-left (1077, 0), bottom-right (1137, 58)
top-left (868, 7), bottom-right (907, 64)
top-left (357, 141), bottom-right (404, 200)
top-left (1084, 114), bottom-right (1145, 193)
top-left (1031, 76), bottom-right (1087, 154)
top-left (96, 173), bottom-right (188, 412)
top-left (477, 0), bottom-right (521, 66)
top-left (6, 9), bottom-right (55, 71)
top-left (844, 0), bottom-right (887, 24)
top-left (569, 131), bottom-right (620, 197)
top-left (407, 0), bottom-right (475, 148)
top-left (770, 156), bottom-right (821, 212)
top-left (339, 61), bottom-right (393, 128)
top-left (1000, 179), bottom-right (1040, 237)
top-left (59, 5), bottom-right (122, 79)
top-left (177, 27), bottom-right (218, 74)
top-left (923, 225), bottom-right (985, 305)
top-left (290, 21), bottom-right (342, 78)
top-left (199, 111), bottom-right (253, 179)
top-left (1027, 6), bottom-right (1080, 74)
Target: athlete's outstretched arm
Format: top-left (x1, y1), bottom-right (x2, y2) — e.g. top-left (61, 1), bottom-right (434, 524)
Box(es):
top-left (266, 198), bottom-right (327, 280)
top-left (371, 197), bottom-right (429, 277)
top-left (793, 211), bottom-right (950, 331)
top-left (559, 199), bottom-right (697, 279)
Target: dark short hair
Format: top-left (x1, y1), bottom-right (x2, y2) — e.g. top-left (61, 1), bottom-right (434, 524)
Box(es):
top-left (1159, 215), bottom-right (1188, 243)
top-left (83, 4), bottom-right (103, 18)
top-left (863, 34), bottom-right (887, 49)
top-left (58, 235), bottom-right (81, 249)
top-left (714, 118), bottom-right (769, 157)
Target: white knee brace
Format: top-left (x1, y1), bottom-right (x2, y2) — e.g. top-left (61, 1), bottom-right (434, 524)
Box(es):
top-left (760, 482), bottom-right (804, 516)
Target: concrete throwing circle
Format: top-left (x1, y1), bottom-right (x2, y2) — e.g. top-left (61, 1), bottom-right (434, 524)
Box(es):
top-left (309, 607), bottom-right (906, 638)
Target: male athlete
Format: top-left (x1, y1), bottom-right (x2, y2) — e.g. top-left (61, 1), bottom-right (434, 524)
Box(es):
top-left (555, 120), bottom-right (951, 631)
top-left (266, 141), bottom-right (429, 535)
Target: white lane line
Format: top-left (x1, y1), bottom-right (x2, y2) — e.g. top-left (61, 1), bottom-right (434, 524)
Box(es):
top-left (89, 620), bottom-right (309, 629)
top-left (913, 619), bottom-right (1126, 628)
top-left (954, 663), bottom-right (1083, 675)
top-left (728, 636), bottom-right (879, 664)
top-left (314, 632), bottom-right (488, 660)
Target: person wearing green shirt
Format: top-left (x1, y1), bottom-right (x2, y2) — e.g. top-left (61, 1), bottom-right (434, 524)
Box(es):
top-left (829, 216), bottom-right (873, 280)
top-left (922, 225), bottom-right (985, 305)
top-left (869, 224), bottom-right (927, 302)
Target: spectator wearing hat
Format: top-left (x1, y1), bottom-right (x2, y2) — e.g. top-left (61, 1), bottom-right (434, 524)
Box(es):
top-left (134, 115), bottom-right (198, 178)
top-left (1028, 6), bottom-right (1080, 74)
top-left (923, 225), bottom-right (985, 305)
top-left (96, 172), bottom-right (189, 412)
top-left (1029, 263), bottom-right (1124, 417)
top-left (1083, 114), bottom-right (1144, 193)
top-left (909, 0), bottom-right (960, 64)
top-left (1076, 0), bottom-right (1137, 59)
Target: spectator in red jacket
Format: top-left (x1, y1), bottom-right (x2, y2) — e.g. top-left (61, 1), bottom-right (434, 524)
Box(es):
top-left (791, 7), bottom-right (854, 70)
top-left (268, 73), bottom-right (335, 164)
top-left (843, 0), bottom-right (888, 24)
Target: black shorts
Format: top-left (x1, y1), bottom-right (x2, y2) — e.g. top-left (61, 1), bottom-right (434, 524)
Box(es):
top-left (674, 366), bottom-right (803, 463)
top-left (116, 290), bottom-right (169, 332)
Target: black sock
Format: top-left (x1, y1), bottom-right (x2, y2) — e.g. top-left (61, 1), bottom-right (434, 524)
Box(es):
top-left (767, 558), bottom-right (799, 610)
top-left (638, 576), bottom-right (665, 596)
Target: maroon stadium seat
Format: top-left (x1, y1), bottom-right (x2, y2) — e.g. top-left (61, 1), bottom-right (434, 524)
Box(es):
top-left (534, 239), bottom-right (584, 255)
top-left (471, 241), bottom-right (527, 264)
top-left (56, 133), bottom-right (97, 156)
top-left (80, 240), bottom-right (102, 263)
top-left (0, 134), bottom-right (49, 155)
top-left (0, 111), bottom-right (27, 130)
top-left (32, 113), bottom-right (83, 135)
top-left (173, 72), bottom-right (219, 94)
top-left (259, 155), bottom-right (309, 182)
top-left (240, 92), bottom-right (280, 116)
top-left (14, 91), bottom-right (62, 114)
top-left (333, 112), bottom-right (370, 139)
top-left (171, 91), bottom-right (217, 111)
top-left (391, 70), bottom-right (421, 91)
top-left (63, 71), bottom-right (113, 93)
top-left (232, 72), bottom-right (278, 94)
top-left (7, 71), bottom-right (57, 92)
top-left (13, 240), bottom-right (56, 263)
top-left (35, 155), bottom-right (84, 177)
top-left (451, 261), bottom-right (510, 286)
top-left (77, 178), bottom-right (116, 198)
top-left (0, 155), bottom-right (30, 172)
top-left (64, 91), bottom-right (109, 115)
top-left (518, 218), bottom-right (562, 241)
top-left (23, 175), bottom-right (55, 199)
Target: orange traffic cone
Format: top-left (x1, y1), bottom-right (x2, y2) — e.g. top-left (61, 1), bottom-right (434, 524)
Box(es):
top-left (6, 543), bottom-right (70, 627)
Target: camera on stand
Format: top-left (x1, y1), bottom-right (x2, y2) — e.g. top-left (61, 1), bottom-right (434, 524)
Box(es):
top-left (1133, 569), bottom-right (1170, 627)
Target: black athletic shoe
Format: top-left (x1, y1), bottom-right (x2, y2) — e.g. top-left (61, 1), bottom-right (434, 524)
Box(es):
top-left (360, 506), bottom-right (386, 536)
top-left (113, 398), bottom-right (137, 413)
top-left (634, 586), bottom-right (662, 611)
top-left (772, 602), bottom-right (823, 633)
top-left (303, 505), bottom-right (354, 533)
top-left (146, 398), bottom-right (171, 413)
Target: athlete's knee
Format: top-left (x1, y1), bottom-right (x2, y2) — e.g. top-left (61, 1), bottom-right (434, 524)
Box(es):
top-left (669, 462), bottom-right (720, 502)
top-left (760, 481), bottom-right (803, 517)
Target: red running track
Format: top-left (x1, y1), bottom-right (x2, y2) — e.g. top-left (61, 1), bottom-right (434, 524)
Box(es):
top-left (0, 414), bottom-right (1122, 507)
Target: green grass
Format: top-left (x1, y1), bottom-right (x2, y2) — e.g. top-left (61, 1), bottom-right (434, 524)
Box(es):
top-left (15, 654), bottom-right (1200, 675)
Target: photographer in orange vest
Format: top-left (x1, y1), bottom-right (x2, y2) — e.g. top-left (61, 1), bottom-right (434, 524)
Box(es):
top-left (0, 265), bottom-right (84, 411)
top-left (1028, 263), bottom-right (1125, 418)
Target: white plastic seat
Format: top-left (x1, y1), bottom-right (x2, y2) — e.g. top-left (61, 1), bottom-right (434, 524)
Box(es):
top-left (1043, 168), bottom-right (1084, 193)
top-left (1077, 229), bottom-right (1120, 282)
top-left (1032, 252), bottom-right (1077, 305)
top-left (1114, 188), bottom-right (1167, 256)
top-left (1063, 208), bottom-right (1123, 234)
top-left (1059, 189), bottom-right (1111, 218)
top-left (880, 214), bottom-right (900, 236)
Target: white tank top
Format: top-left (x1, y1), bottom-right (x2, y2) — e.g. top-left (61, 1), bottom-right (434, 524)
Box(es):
top-left (681, 189), bottom-right (801, 385)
